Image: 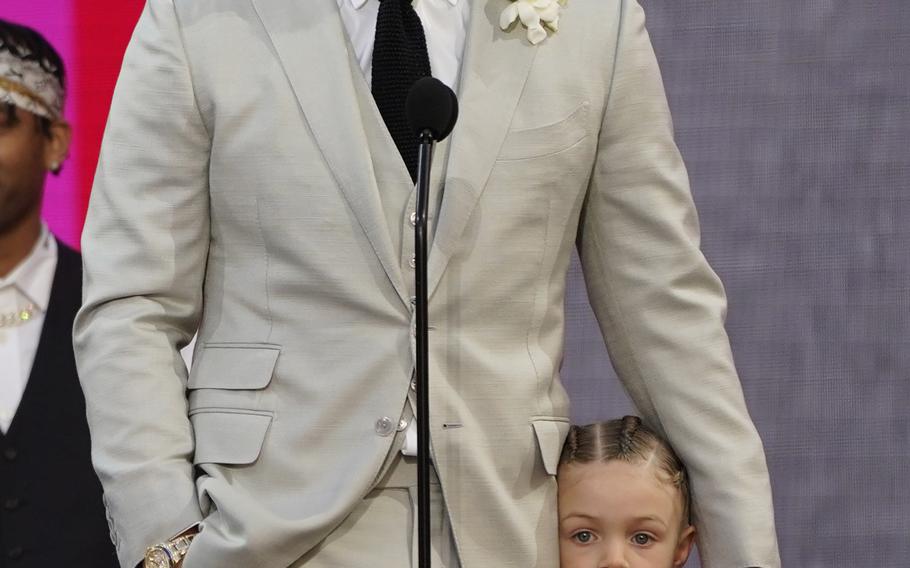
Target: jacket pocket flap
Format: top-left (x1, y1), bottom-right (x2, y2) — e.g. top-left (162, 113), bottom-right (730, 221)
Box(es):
top-left (532, 418), bottom-right (571, 476)
top-left (188, 344), bottom-right (280, 390)
top-left (190, 409), bottom-right (272, 465)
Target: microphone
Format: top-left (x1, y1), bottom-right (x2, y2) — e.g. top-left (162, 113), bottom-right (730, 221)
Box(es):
top-left (407, 76), bottom-right (459, 142)
top-left (405, 76), bottom-right (458, 568)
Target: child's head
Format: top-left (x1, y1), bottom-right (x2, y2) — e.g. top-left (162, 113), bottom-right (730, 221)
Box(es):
top-left (557, 416), bottom-right (695, 568)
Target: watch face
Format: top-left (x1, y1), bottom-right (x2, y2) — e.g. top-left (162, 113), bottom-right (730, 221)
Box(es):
top-left (145, 548), bottom-right (172, 568)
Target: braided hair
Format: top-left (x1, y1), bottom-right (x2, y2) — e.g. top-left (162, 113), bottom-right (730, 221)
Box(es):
top-left (559, 416), bottom-right (691, 524)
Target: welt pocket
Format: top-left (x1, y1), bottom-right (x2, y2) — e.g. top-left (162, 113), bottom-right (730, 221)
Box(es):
top-left (187, 343), bottom-right (280, 390)
top-left (497, 103), bottom-right (590, 161)
top-left (190, 408), bottom-right (273, 465)
top-left (530, 416), bottom-right (571, 476)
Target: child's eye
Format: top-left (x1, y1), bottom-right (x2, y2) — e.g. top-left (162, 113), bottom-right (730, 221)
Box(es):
top-left (631, 533), bottom-right (653, 546)
top-left (572, 530), bottom-right (595, 544)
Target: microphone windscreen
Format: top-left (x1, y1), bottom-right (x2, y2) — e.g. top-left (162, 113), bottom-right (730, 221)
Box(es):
top-left (406, 77), bottom-right (459, 142)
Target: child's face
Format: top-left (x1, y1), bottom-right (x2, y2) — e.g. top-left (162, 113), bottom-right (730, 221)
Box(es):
top-left (558, 460), bottom-right (695, 568)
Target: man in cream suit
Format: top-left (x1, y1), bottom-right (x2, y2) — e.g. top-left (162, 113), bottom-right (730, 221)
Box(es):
top-left (74, 0), bottom-right (781, 567)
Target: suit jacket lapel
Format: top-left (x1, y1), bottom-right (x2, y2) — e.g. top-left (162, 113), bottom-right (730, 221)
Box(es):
top-left (428, 0), bottom-right (538, 299)
top-left (251, 0), bottom-right (410, 306)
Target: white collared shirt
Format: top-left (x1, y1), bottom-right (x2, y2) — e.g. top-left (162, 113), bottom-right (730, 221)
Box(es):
top-left (336, 0), bottom-right (470, 456)
top-left (0, 224), bottom-right (57, 433)
top-left (336, 0), bottom-right (471, 91)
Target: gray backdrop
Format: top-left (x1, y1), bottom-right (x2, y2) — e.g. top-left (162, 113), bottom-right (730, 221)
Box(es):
top-left (561, 2), bottom-right (910, 567)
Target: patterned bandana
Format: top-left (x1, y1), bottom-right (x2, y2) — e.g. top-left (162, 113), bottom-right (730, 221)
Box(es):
top-left (0, 41), bottom-right (64, 121)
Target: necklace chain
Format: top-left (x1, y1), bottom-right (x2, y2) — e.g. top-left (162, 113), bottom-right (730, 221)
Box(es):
top-left (0, 304), bottom-right (35, 328)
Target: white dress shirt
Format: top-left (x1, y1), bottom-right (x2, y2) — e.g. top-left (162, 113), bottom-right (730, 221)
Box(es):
top-left (336, 0), bottom-right (470, 455)
top-left (0, 224), bottom-right (57, 433)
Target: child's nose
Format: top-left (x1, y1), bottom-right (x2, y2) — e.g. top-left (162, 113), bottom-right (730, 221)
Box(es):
top-left (598, 541), bottom-right (630, 568)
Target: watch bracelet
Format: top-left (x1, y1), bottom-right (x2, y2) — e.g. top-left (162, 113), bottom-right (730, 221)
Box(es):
top-left (168, 534), bottom-right (195, 560)
top-left (145, 532), bottom-right (196, 567)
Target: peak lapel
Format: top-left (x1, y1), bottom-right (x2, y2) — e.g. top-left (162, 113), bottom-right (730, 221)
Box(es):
top-left (428, 0), bottom-right (538, 299)
top-left (251, 0), bottom-right (409, 306)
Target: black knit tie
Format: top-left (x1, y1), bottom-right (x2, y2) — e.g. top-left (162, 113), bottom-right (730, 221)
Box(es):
top-left (372, 0), bottom-right (432, 182)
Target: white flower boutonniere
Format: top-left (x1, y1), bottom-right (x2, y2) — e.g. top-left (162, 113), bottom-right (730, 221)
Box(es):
top-left (499, 0), bottom-right (566, 45)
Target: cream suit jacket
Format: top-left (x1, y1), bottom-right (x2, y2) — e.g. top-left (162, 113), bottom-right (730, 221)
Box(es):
top-left (74, 0), bottom-right (781, 567)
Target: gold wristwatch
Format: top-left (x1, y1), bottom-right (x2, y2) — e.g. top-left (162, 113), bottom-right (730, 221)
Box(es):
top-left (144, 528), bottom-right (198, 568)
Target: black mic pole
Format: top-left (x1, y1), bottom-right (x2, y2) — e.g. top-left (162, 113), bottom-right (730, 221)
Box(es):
top-left (407, 77), bottom-right (458, 568)
top-left (414, 129), bottom-right (433, 568)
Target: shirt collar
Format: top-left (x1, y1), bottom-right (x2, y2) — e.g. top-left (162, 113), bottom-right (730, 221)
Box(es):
top-left (0, 223), bottom-right (57, 312)
top-left (349, 0), bottom-right (458, 10)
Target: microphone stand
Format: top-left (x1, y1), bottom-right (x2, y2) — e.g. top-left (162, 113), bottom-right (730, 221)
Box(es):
top-left (407, 75), bottom-right (457, 568)
top-left (414, 129), bottom-right (434, 568)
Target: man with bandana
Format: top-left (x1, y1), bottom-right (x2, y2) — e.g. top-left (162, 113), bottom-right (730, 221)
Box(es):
top-left (0, 19), bottom-right (119, 568)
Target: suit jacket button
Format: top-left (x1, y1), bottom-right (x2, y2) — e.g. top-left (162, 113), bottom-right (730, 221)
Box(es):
top-left (2, 448), bottom-right (16, 461)
top-left (375, 417), bottom-right (395, 437)
top-left (3, 498), bottom-right (20, 511)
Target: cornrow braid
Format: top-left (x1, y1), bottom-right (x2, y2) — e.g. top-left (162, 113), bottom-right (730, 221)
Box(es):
top-left (560, 425), bottom-right (581, 464)
top-left (617, 415), bottom-right (641, 456)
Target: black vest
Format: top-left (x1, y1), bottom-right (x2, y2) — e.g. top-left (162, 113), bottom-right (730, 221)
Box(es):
top-left (0, 241), bottom-right (118, 567)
